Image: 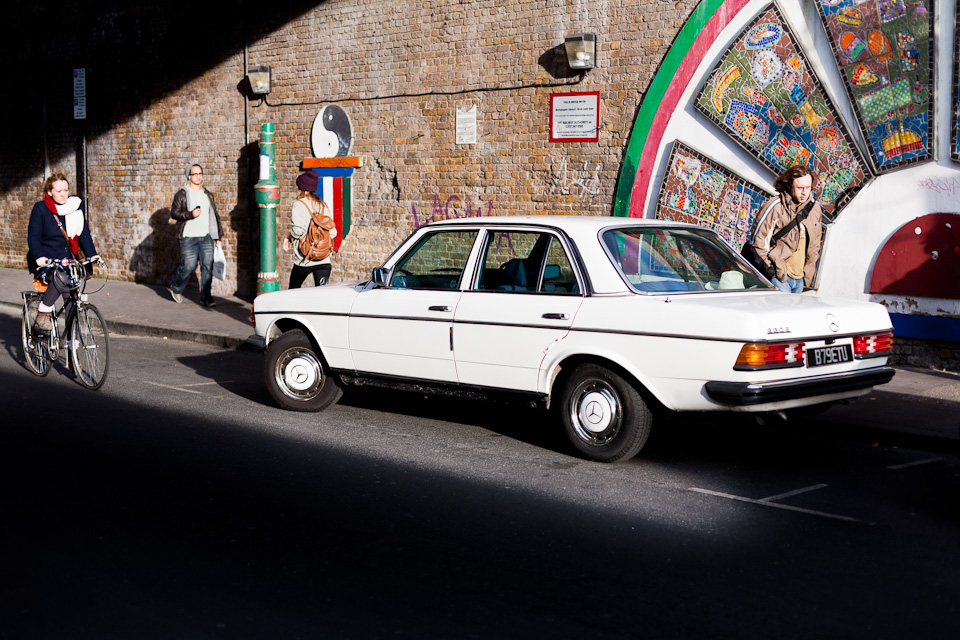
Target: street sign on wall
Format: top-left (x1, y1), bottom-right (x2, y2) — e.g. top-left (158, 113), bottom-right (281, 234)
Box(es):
top-left (73, 68), bottom-right (86, 120)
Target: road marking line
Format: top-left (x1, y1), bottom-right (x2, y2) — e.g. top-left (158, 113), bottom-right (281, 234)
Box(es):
top-left (689, 487), bottom-right (870, 524)
top-left (759, 483), bottom-right (828, 503)
top-left (887, 457), bottom-right (943, 470)
top-left (144, 381), bottom-right (204, 394)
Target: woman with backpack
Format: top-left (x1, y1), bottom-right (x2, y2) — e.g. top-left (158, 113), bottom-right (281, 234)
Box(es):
top-left (282, 171), bottom-right (338, 288)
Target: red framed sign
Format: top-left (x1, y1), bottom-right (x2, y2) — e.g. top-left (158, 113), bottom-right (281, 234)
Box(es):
top-left (550, 91), bottom-right (600, 142)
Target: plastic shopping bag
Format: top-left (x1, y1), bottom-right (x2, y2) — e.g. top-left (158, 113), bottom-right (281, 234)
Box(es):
top-left (212, 244), bottom-right (226, 281)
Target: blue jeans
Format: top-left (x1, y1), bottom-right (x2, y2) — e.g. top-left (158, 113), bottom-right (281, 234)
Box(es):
top-left (171, 235), bottom-right (215, 304)
top-left (774, 276), bottom-right (804, 294)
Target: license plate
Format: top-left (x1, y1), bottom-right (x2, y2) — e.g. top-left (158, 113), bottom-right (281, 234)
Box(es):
top-left (807, 344), bottom-right (853, 368)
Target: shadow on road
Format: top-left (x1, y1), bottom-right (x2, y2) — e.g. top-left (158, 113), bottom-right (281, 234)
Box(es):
top-left (3, 309), bottom-right (958, 638)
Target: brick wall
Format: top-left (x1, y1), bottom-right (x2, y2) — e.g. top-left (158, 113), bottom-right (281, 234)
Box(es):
top-left (253, 0), bottom-right (688, 285)
top-left (2, 1), bottom-right (693, 297)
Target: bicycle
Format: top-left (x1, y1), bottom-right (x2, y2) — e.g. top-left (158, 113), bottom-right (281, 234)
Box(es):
top-left (20, 257), bottom-right (110, 390)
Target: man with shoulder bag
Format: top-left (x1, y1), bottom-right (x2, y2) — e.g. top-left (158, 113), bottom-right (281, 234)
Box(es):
top-left (168, 163), bottom-right (225, 307)
top-left (746, 165), bottom-right (823, 294)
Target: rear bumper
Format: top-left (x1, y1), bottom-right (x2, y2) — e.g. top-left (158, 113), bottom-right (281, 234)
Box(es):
top-left (704, 366), bottom-right (896, 406)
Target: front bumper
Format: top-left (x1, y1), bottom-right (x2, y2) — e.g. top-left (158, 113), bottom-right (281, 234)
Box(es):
top-left (704, 366), bottom-right (896, 406)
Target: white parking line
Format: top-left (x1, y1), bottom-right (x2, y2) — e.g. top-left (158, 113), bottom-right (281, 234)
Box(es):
top-left (689, 486), bottom-right (870, 524)
top-left (887, 457), bottom-right (943, 470)
top-left (759, 483), bottom-right (828, 503)
top-left (144, 381), bottom-right (206, 394)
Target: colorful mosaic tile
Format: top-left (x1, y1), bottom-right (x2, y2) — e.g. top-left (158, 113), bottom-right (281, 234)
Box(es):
top-left (655, 141), bottom-right (773, 251)
top-left (695, 3), bottom-right (870, 221)
top-left (814, 0), bottom-right (933, 173)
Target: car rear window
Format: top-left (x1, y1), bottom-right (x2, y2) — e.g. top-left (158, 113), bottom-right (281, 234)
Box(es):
top-left (602, 227), bottom-right (774, 293)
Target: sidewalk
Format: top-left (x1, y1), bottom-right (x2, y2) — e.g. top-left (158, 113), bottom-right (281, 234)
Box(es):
top-left (1, 266), bottom-right (957, 444)
top-left (0, 266), bottom-right (254, 350)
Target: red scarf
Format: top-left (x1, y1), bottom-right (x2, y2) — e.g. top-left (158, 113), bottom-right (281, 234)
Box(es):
top-left (44, 192), bottom-right (80, 256)
top-left (43, 192), bottom-right (59, 214)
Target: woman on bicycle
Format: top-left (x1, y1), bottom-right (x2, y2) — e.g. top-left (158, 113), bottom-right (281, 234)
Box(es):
top-left (27, 172), bottom-right (101, 332)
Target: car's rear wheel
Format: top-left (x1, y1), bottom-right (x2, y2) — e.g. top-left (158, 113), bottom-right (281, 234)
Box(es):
top-left (558, 364), bottom-right (652, 463)
top-left (264, 329), bottom-right (343, 411)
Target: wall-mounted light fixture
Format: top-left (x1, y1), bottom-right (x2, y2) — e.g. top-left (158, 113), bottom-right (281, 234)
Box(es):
top-left (247, 66), bottom-right (272, 95)
top-left (564, 33), bottom-right (597, 70)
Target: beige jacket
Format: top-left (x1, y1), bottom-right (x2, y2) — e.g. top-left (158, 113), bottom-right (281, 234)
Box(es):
top-left (752, 193), bottom-right (824, 287)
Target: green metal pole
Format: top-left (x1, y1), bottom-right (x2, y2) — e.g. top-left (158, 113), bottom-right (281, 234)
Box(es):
top-left (255, 123), bottom-right (281, 293)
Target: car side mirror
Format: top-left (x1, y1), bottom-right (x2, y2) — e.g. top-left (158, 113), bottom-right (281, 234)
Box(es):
top-left (372, 267), bottom-right (389, 287)
top-left (544, 264), bottom-right (561, 280)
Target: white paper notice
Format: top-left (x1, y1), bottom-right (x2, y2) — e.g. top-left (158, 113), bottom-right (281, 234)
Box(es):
top-left (551, 93), bottom-right (599, 141)
top-left (456, 106), bottom-right (477, 145)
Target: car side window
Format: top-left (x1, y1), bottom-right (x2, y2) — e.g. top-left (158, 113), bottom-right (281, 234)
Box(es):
top-left (390, 230), bottom-right (476, 289)
top-left (541, 236), bottom-right (580, 294)
top-left (475, 231), bottom-right (579, 294)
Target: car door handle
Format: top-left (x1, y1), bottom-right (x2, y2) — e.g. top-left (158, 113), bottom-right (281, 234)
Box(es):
top-left (429, 305), bottom-right (451, 312)
top-left (542, 313), bottom-right (568, 320)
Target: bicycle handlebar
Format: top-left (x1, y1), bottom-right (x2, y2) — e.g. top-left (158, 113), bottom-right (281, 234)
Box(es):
top-left (36, 256), bottom-right (103, 274)
top-left (36, 257), bottom-right (104, 290)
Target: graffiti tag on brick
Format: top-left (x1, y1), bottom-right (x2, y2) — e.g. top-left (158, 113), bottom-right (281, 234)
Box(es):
top-left (550, 158), bottom-right (601, 204)
top-left (412, 194), bottom-right (495, 228)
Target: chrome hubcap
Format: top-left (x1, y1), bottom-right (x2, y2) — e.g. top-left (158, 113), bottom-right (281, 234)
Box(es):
top-left (570, 381), bottom-right (621, 446)
top-left (578, 390), bottom-right (616, 433)
top-left (277, 348), bottom-right (322, 399)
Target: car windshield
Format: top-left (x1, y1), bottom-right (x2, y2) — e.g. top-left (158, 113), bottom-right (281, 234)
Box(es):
top-left (602, 226), bottom-right (774, 293)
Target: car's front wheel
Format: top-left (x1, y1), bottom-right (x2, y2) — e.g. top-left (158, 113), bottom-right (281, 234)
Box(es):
top-left (264, 329), bottom-right (343, 411)
top-left (558, 364), bottom-right (652, 463)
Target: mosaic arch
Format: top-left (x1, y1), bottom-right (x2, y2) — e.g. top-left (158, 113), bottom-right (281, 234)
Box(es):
top-left (613, 0), bottom-right (960, 342)
top-left (813, 0), bottom-right (934, 173)
top-left (615, 1), bottom-right (945, 221)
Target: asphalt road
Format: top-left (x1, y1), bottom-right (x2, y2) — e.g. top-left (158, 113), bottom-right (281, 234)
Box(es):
top-left (0, 306), bottom-right (958, 639)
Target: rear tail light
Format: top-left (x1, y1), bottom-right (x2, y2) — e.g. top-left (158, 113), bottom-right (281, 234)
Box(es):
top-left (734, 341), bottom-right (806, 370)
top-left (853, 331), bottom-right (893, 358)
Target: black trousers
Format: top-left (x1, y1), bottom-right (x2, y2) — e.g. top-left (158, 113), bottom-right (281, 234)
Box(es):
top-left (289, 263), bottom-right (331, 289)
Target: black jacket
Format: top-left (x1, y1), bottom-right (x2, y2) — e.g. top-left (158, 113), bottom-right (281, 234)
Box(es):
top-left (170, 186), bottom-right (224, 240)
top-left (27, 199), bottom-right (97, 262)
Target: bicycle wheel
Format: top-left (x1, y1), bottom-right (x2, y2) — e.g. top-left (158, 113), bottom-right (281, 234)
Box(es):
top-left (69, 303), bottom-right (109, 390)
top-left (21, 298), bottom-right (50, 376)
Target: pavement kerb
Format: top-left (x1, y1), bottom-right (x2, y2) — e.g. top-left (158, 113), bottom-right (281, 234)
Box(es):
top-left (105, 319), bottom-right (251, 350)
top-left (0, 299), bottom-right (252, 350)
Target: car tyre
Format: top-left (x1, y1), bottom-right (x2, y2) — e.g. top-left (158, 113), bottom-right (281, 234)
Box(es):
top-left (264, 329), bottom-right (343, 411)
top-left (558, 364), bottom-right (652, 463)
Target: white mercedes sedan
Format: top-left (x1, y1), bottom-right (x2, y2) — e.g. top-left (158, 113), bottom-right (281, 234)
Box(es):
top-left (251, 216), bottom-right (894, 463)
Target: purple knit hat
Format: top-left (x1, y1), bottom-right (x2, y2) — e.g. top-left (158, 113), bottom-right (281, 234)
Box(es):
top-left (296, 171), bottom-right (319, 192)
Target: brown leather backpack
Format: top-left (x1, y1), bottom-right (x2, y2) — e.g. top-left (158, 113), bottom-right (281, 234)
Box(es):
top-left (296, 196), bottom-right (336, 262)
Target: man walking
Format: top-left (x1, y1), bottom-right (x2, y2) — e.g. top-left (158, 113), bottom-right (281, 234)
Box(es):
top-left (751, 165), bottom-right (824, 294)
top-left (169, 163), bottom-right (224, 307)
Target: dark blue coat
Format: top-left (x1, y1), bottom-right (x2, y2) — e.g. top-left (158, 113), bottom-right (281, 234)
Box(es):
top-left (27, 199), bottom-right (98, 262)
